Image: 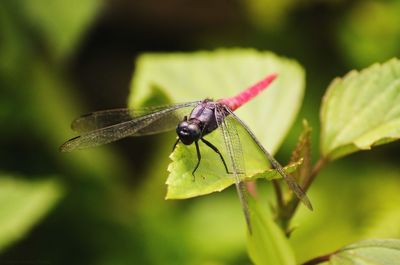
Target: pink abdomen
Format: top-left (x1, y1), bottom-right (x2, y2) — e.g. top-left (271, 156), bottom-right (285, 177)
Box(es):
top-left (218, 73), bottom-right (277, 111)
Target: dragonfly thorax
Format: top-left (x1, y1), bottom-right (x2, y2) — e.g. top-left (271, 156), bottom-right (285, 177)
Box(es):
top-left (176, 119), bottom-right (202, 145)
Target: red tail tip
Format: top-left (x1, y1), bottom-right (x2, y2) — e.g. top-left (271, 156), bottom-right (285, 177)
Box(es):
top-left (265, 73), bottom-right (278, 83)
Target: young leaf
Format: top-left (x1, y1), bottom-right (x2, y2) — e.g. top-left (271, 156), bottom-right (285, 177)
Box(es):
top-left (320, 58), bottom-right (400, 160)
top-left (303, 239), bottom-right (400, 265)
top-left (0, 176), bottom-right (64, 251)
top-left (274, 120), bottom-right (312, 233)
top-left (247, 197), bottom-right (296, 265)
top-left (289, 119), bottom-right (312, 187)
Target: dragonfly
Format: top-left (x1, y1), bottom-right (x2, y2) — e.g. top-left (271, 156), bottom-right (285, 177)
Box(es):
top-left (60, 73), bottom-right (312, 232)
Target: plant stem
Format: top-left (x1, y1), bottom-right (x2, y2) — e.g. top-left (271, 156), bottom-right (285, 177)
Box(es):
top-left (272, 179), bottom-right (284, 209)
top-left (303, 156), bottom-right (329, 191)
top-left (275, 156), bottom-right (329, 234)
top-left (246, 181), bottom-right (258, 197)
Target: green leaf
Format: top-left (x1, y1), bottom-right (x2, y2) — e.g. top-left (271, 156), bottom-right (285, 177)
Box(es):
top-left (129, 49), bottom-right (305, 155)
top-left (308, 239), bottom-right (400, 265)
top-left (320, 58), bottom-right (400, 160)
top-left (0, 175), bottom-right (64, 251)
top-left (247, 197), bottom-right (296, 265)
top-left (331, 239), bottom-right (400, 265)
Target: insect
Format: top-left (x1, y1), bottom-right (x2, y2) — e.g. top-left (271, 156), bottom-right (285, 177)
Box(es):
top-left (60, 74), bottom-right (312, 232)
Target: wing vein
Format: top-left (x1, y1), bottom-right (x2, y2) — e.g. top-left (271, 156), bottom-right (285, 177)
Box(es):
top-left (215, 105), bottom-right (252, 233)
top-left (224, 107), bottom-right (313, 210)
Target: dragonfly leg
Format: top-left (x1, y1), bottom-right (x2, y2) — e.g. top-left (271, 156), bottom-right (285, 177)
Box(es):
top-left (172, 138), bottom-right (180, 151)
top-left (201, 138), bottom-right (230, 174)
top-left (192, 141), bottom-right (202, 181)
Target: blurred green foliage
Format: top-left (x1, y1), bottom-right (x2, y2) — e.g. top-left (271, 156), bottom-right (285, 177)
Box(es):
top-left (337, 1), bottom-right (400, 68)
top-left (247, 197), bottom-right (296, 265)
top-left (21, 0), bottom-right (102, 60)
top-left (290, 162), bottom-right (400, 263)
top-left (1, 0), bottom-right (400, 264)
top-left (0, 176), bottom-right (63, 250)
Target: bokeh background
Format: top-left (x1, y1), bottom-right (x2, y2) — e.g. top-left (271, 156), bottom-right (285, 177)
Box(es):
top-left (1, 0), bottom-right (400, 264)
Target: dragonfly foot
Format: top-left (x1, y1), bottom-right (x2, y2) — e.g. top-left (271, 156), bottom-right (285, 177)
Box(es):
top-left (191, 172), bottom-right (196, 182)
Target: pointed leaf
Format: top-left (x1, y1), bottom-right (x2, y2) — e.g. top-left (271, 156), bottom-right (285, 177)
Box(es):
top-left (247, 197), bottom-right (296, 265)
top-left (320, 58), bottom-right (400, 159)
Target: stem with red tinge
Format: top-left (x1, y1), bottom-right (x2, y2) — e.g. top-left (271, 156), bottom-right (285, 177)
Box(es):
top-left (275, 156), bottom-right (329, 235)
top-left (302, 252), bottom-right (334, 265)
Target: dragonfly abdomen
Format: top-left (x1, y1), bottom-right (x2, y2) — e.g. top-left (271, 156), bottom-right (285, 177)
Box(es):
top-left (218, 73), bottom-right (277, 111)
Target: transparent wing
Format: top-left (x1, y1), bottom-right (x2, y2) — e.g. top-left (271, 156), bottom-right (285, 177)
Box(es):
top-left (71, 104), bottom-right (193, 133)
top-left (60, 101), bottom-right (200, 152)
top-left (72, 108), bottom-right (145, 133)
top-left (224, 107), bottom-right (313, 210)
top-left (214, 104), bottom-right (252, 233)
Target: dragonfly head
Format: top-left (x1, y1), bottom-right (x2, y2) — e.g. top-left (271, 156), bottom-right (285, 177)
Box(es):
top-left (176, 120), bottom-right (201, 145)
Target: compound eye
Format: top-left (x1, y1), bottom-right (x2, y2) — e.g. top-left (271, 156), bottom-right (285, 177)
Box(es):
top-left (176, 121), bottom-right (197, 145)
top-left (177, 121), bottom-right (189, 132)
top-left (188, 124), bottom-right (201, 137)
